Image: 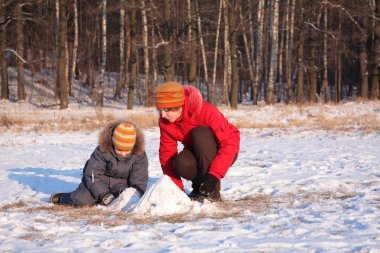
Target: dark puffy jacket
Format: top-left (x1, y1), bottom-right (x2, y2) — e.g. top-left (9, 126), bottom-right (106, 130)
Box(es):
top-left (82, 120), bottom-right (148, 200)
top-left (158, 86), bottom-right (240, 189)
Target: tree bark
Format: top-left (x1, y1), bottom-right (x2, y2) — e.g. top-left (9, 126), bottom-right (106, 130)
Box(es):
top-left (69, 0), bottom-right (78, 97)
top-left (322, 1), bottom-right (329, 102)
top-left (128, 0), bottom-right (137, 109)
top-left (163, 0), bottom-right (174, 81)
top-left (254, 0), bottom-right (265, 105)
top-left (58, 0), bottom-right (69, 109)
top-left (285, 0), bottom-right (295, 103)
top-left (195, 0), bottom-right (209, 98)
top-left (359, 16), bottom-right (369, 100)
top-left (15, 2), bottom-right (25, 101)
top-left (222, 0), bottom-right (231, 106)
top-left (371, 0), bottom-right (380, 99)
top-left (115, 0), bottom-right (125, 99)
top-left (211, 0), bottom-right (222, 105)
top-left (141, 0), bottom-right (151, 106)
top-left (228, 0), bottom-right (239, 109)
top-left (0, 0), bottom-right (8, 100)
top-left (267, 0), bottom-right (279, 104)
top-left (96, 0), bottom-right (107, 107)
top-left (188, 0), bottom-right (197, 86)
top-left (296, 1), bottom-right (304, 103)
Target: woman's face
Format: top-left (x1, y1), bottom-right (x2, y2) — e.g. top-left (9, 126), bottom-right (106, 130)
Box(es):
top-left (157, 106), bottom-right (183, 123)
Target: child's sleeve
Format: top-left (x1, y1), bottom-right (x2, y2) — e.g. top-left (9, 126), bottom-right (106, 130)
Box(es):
top-left (128, 151), bottom-right (149, 196)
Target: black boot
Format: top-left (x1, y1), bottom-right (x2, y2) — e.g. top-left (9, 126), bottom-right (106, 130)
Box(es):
top-left (50, 193), bottom-right (64, 204)
top-left (188, 180), bottom-right (202, 200)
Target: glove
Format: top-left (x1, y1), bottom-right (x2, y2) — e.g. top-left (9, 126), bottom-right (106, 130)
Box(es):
top-left (104, 161), bottom-right (117, 177)
top-left (100, 193), bottom-right (115, 206)
top-left (199, 173), bottom-right (220, 196)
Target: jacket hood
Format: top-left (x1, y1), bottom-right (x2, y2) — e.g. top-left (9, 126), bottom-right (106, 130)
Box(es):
top-left (98, 119), bottom-right (145, 155)
top-left (183, 85), bottom-right (203, 117)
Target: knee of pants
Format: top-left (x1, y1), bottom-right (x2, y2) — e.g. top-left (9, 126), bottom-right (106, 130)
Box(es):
top-left (174, 150), bottom-right (197, 180)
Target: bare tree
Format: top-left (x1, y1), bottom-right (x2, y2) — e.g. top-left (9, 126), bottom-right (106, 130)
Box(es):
top-left (210, 0), bottom-right (223, 104)
top-left (228, 0), bottom-right (239, 109)
top-left (296, 0), bottom-right (304, 103)
top-left (163, 0), bottom-right (174, 81)
top-left (15, 1), bottom-right (26, 101)
top-left (141, 0), bottom-right (152, 106)
top-left (0, 0), bottom-right (9, 100)
top-left (127, 0), bottom-right (137, 109)
top-left (58, 0), bottom-right (69, 109)
top-left (69, 0), bottom-right (78, 97)
top-left (267, 0), bottom-right (279, 104)
top-left (222, 0), bottom-right (231, 105)
top-left (372, 0), bottom-right (380, 99)
top-left (96, 0), bottom-right (107, 107)
top-left (254, 0), bottom-right (265, 105)
top-left (188, 0), bottom-right (197, 86)
top-left (115, 0), bottom-right (125, 99)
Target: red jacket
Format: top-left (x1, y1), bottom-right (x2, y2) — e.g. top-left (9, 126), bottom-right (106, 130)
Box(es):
top-left (158, 85), bottom-right (240, 189)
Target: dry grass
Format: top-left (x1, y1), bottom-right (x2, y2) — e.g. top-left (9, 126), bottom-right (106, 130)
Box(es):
top-left (0, 111), bottom-right (159, 132)
top-left (0, 189), bottom-right (365, 228)
top-left (1, 101), bottom-right (380, 132)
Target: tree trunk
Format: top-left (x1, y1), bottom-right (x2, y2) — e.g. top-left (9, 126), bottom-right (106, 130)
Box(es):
top-left (309, 20), bottom-right (318, 103)
top-left (335, 11), bottom-right (342, 103)
top-left (239, 5), bottom-right (254, 103)
top-left (267, 0), bottom-right (279, 105)
top-left (296, 0), bottom-right (304, 103)
top-left (69, 0), bottom-right (78, 97)
top-left (222, 0), bottom-right (231, 106)
top-left (211, 0), bottom-right (222, 105)
top-left (228, 0), bottom-right (239, 109)
top-left (0, 2), bottom-right (8, 100)
top-left (151, 18), bottom-right (158, 96)
top-left (15, 2), bottom-right (25, 101)
top-left (128, 0), bottom-right (136, 109)
top-left (322, 1), bottom-right (329, 102)
top-left (254, 0), bottom-right (265, 105)
top-left (285, 0), bottom-right (295, 103)
top-left (188, 0), bottom-right (197, 86)
top-left (141, 0), bottom-right (151, 106)
top-left (97, 0), bottom-right (107, 107)
top-left (195, 0), bottom-right (209, 98)
top-left (371, 0), bottom-right (380, 99)
top-left (359, 16), bottom-right (369, 100)
top-left (58, 0), bottom-right (69, 109)
top-left (115, 0), bottom-right (125, 99)
top-left (163, 0), bottom-right (174, 81)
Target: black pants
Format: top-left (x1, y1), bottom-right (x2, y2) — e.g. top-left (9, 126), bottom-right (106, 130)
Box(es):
top-left (173, 126), bottom-right (219, 190)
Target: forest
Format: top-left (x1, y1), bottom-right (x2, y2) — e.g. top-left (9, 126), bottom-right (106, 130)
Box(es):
top-left (0, 0), bottom-right (379, 110)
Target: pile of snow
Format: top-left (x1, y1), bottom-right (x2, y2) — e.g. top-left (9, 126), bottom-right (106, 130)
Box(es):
top-left (104, 175), bottom-right (214, 217)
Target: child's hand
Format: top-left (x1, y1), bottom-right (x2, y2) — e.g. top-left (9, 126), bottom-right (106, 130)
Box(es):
top-left (100, 193), bottom-right (115, 206)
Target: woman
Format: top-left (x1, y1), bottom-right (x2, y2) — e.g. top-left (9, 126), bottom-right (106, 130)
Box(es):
top-left (155, 82), bottom-right (240, 202)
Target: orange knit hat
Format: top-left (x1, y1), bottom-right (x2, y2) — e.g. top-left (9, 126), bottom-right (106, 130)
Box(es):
top-left (155, 82), bottom-right (185, 109)
top-left (112, 123), bottom-right (136, 151)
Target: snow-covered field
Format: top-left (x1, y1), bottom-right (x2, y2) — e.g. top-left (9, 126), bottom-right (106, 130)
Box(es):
top-left (0, 101), bottom-right (380, 252)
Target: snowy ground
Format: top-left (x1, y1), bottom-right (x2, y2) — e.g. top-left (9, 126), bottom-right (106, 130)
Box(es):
top-left (0, 102), bottom-right (380, 252)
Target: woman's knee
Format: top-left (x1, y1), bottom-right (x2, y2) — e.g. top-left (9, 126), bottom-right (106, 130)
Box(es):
top-left (174, 150), bottom-right (197, 180)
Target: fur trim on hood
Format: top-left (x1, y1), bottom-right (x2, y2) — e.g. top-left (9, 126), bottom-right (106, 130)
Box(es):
top-left (184, 85), bottom-right (203, 116)
top-left (98, 119), bottom-right (145, 155)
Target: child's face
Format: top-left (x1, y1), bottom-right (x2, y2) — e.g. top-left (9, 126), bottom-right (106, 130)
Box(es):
top-left (115, 148), bottom-right (132, 158)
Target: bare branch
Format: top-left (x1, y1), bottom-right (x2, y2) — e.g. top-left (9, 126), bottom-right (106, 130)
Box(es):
top-left (304, 21), bottom-right (336, 40)
top-left (4, 48), bottom-right (28, 63)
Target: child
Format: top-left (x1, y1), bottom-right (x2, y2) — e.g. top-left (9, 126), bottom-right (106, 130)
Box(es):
top-left (50, 120), bottom-right (149, 207)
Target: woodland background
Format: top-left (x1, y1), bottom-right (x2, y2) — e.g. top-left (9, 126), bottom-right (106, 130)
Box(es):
top-left (1, 0), bottom-right (380, 110)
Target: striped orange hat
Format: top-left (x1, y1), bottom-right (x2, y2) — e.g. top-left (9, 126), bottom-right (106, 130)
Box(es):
top-left (112, 123), bottom-right (136, 151)
top-left (155, 82), bottom-right (185, 109)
